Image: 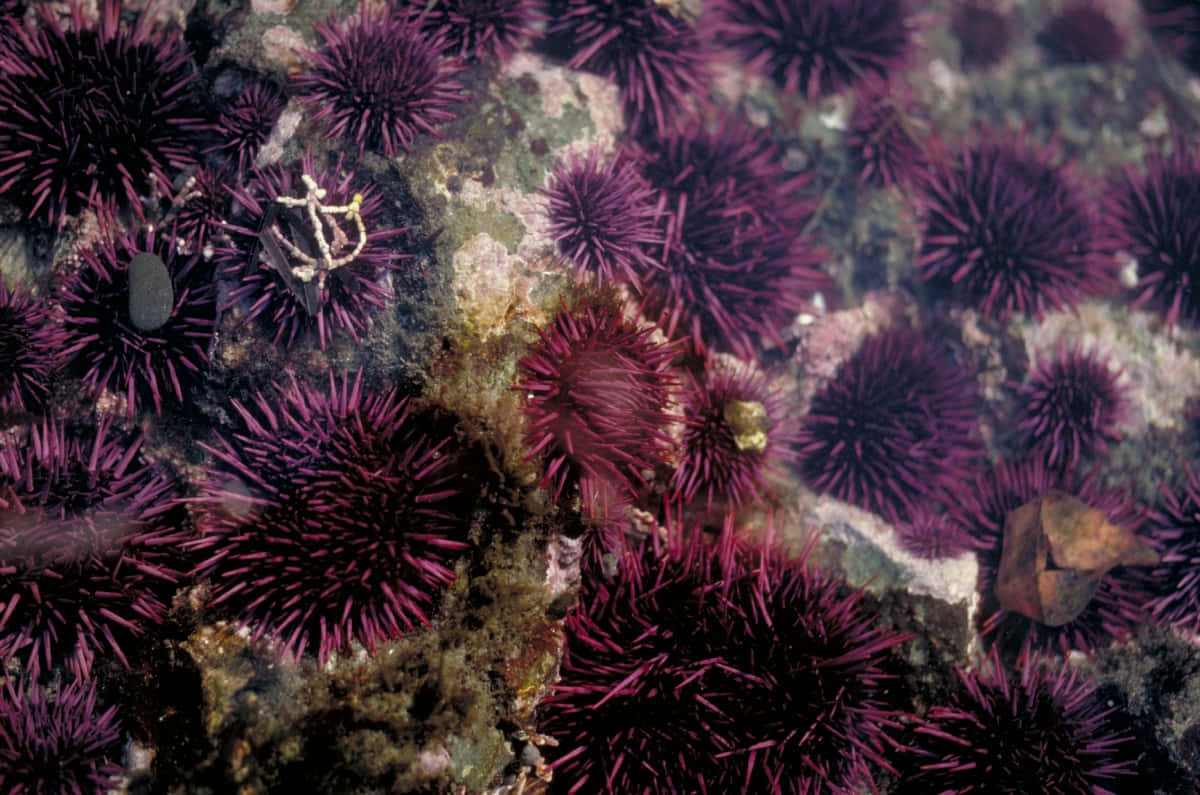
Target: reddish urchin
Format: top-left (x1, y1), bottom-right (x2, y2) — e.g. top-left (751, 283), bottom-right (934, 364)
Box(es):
top-left (207, 80), bottom-right (286, 174)
top-left (896, 508), bottom-right (973, 561)
top-left (399, 0), bottom-right (542, 62)
top-left (1036, 1), bottom-right (1126, 65)
top-left (0, 281), bottom-right (64, 415)
top-left (1145, 465), bottom-right (1200, 635)
top-left (916, 131), bottom-right (1111, 319)
top-left (900, 648), bottom-right (1134, 793)
top-left (541, 148), bottom-right (661, 288)
top-left (796, 327), bottom-right (980, 522)
top-left (706, 0), bottom-right (914, 100)
top-left (548, 0), bottom-right (711, 137)
top-left (0, 677), bottom-right (122, 794)
top-left (844, 79), bottom-right (929, 188)
top-left (1014, 345), bottom-right (1125, 473)
top-left (0, 0), bottom-right (206, 227)
top-left (631, 119), bottom-right (829, 358)
top-left (1104, 142), bottom-right (1200, 326)
top-left (955, 458), bottom-right (1151, 653)
top-left (293, 6), bottom-right (465, 157)
top-left (671, 361), bottom-right (797, 511)
top-left (57, 226), bottom-right (216, 416)
top-left (0, 416), bottom-right (186, 678)
top-left (190, 372), bottom-right (472, 664)
top-left (216, 153), bottom-right (405, 349)
top-left (515, 303), bottom-right (677, 513)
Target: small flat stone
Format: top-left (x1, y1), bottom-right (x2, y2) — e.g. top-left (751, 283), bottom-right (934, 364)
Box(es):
top-left (128, 252), bottom-right (174, 332)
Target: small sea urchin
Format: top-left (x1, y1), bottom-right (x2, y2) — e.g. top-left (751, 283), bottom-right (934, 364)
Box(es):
top-left (844, 80), bottom-right (928, 188)
top-left (896, 508), bottom-right (973, 561)
top-left (916, 132), bottom-right (1110, 319)
top-left (541, 148), bottom-right (661, 288)
top-left (1015, 345), bottom-right (1125, 473)
top-left (208, 80), bottom-right (287, 174)
top-left (707, 0), bottom-right (913, 99)
top-left (900, 648), bottom-right (1134, 793)
top-left (1104, 142), bottom-right (1200, 326)
top-left (1147, 465), bottom-right (1200, 635)
top-left (0, 281), bottom-right (64, 415)
top-left (1036, 0), bottom-right (1126, 65)
top-left (57, 227), bottom-right (216, 415)
top-left (0, 416), bottom-right (186, 678)
top-left (191, 372), bottom-right (473, 663)
top-left (0, 0), bottom-right (206, 227)
top-left (293, 6), bottom-right (465, 157)
top-left (796, 327), bottom-right (980, 522)
top-left (515, 303), bottom-right (677, 513)
top-left (400, 0), bottom-right (541, 62)
top-left (0, 677), bottom-right (122, 795)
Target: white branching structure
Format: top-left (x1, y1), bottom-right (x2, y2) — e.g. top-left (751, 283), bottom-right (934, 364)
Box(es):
top-left (270, 173), bottom-right (367, 289)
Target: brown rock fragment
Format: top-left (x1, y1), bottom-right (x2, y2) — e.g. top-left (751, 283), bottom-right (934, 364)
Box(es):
top-left (995, 490), bottom-right (1158, 627)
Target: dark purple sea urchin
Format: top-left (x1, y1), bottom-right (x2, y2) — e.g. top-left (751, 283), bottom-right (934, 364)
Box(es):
top-left (191, 372), bottom-right (471, 664)
top-left (217, 154), bottom-right (404, 349)
top-left (57, 227), bottom-right (216, 415)
top-left (0, 281), bottom-right (64, 415)
top-left (844, 80), bottom-right (928, 188)
top-left (1036, 0), bottom-right (1126, 65)
top-left (1015, 345), bottom-right (1125, 473)
top-left (541, 148), bottom-right (661, 288)
top-left (516, 303), bottom-right (677, 513)
top-left (293, 6), bottom-right (465, 158)
top-left (549, 0), bottom-right (711, 137)
top-left (0, 0), bottom-right (205, 227)
top-left (916, 132), bottom-right (1111, 319)
top-left (796, 327), bottom-right (980, 523)
top-left (896, 508), bottom-right (973, 561)
top-left (706, 0), bottom-right (913, 99)
top-left (900, 648), bottom-right (1133, 793)
top-left (0, 416), bottom-right (186, 678)
top-left (400, 0), bottom-right (542, 62)
top-left (0, 677), bottom-right (122, 795)
top-left (1147, 465), bottom-right (1200, 635)
top-left (207, 81), bottom-right (286, 174)
top-left (1104, 142), bottom-right (1200, 326)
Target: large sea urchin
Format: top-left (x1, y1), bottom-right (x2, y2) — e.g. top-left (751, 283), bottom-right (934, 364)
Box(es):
top-left (0, 0), bottom-right (206, 227)
top-left (796, 327), bottom-right (980, 522)
top-left (190, 372), bottom-right (472, 663)
top-left (0, 416), bottom-right (186, 678)
top-left (293, 6), bottom-right (465, 157)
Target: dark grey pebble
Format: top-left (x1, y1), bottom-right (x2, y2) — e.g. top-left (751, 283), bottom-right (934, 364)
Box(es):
top-left (127, 252), bottom-right (174, 332)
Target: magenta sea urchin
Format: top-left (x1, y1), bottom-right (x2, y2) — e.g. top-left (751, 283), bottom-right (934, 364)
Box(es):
top-left (400, 0), bottom-right (542, 62)
top-left (0, 281), bottom-right (65, 415)
top-left (207, 80), bottom-right (287, 174)
top-left (0, 416), bottom-right (186, 678)
top-left (515, 303), bottom-right (677, 514)
top-left (1146, 464), bottom-right (1200, 635)
top-left (796, 327), bottom-right (980, 522)
top-left (190, 372), bottom-right (472, 664)
top-left (293, 4), bottom-right (465, 158)
top-left (916, 131), bottom-right (1112, 319)
top-left (706, 0), bottom-right (913, 100)
top-left (0, 677), bottom-right (122, 795)
top-left (0, 0), bottom-right (206, 227)
top-left (900, 648), bottom-right (1134, 793)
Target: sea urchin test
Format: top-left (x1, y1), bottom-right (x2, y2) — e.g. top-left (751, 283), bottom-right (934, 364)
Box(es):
top-left (127, 252), bottom-right (174, 332)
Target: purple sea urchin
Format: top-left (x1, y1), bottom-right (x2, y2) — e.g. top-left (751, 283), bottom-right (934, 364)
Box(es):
top-left (901, 648), bottom-right (1134, 793)
top-left (0, 677), bottom-right (122, 794)
top-left (796, 327), bottom-right (980, 522)
top-left (671, 361), bottom-right (796, 511)
top-left (207, 80), bottom-right (286, 174)
top-left (632, 119), bottom-right (829, 358)
top-left (896, 508), bottom-right (973, 561)
top-left (0, 416), bottom-right (186, 678)
top-left (57, 226), bottom-right (216, 416)
top-left (1015, 345), bottom-right (1125, 473)
top-left (400, 0), bottom-right (541, 62)
top-left (548, 0), bottom-right (711, 137)
top-left (191, 372), bottom-right (471, 664)
top-left (950, 1), bottom-right (1013, 68)
top-left (706, 0), bottom-right (913, 99)
top-left (515, 303), bottom-right (677, 511)
top-left (1147, 465), bottom-right (1200, 634)
top-left (0, 0), bottom-right (205, 227)
top-left (541, 148), bottom-right (661, 288)
top-left (844, 80), bottom-right (928, 188)
top-left (916, 132), bottom-right (1111, 319)
top-left (0, 281), bottom-right (64, 415)
top-left (955, 458), bottom-right (1151, 653)
top-left (293, 6), bottom-right (465, 157)
top-left (217, 154), bottom-right (405, 349)
top-left (1143, 0), bottom-right (1200, 75)
top-left (1036, 1), bottom-right (1126, 65)
top-left (1104, 143), bottom-right (1200, 326)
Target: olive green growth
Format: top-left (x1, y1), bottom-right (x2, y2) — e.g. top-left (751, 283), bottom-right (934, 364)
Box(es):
top-left (128, 251), bottom-right (173, 332)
